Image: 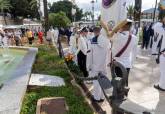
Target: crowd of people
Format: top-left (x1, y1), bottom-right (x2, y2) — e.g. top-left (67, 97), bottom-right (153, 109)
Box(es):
top-left (0, 14), bottom-right (165, 103)
top-left (63, 14), bottom-right (165, 102)
top-left (0, 27), bottom-right (44, 46)
top-left (63, 19), bottom-right (137, 102)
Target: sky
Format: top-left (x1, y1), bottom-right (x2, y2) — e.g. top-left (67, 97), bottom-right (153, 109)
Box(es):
top-left (48, 0), bottom-right (160, 12)
top-left (46, 0), bottom-right (160, 18)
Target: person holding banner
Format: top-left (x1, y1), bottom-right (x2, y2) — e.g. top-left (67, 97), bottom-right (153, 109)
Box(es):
top-left (101, 19), bottom-right (137, 87)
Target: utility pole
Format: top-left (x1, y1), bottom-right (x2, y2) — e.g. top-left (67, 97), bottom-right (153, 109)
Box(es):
top-left (43, 0), bottom-right (49, 33)
top-left (91, 0), bottom-right (95, 25)
top-left (153, 0), bottom-right (158, 22)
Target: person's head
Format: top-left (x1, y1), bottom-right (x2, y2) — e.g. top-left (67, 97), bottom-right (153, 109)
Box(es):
top-left (93, 26), bottom-right (101, 37)
top-left (120, 19), bottom-right (133, 32)
top-left (80, 27), bottom-right (88, 37)
top-left (159, 10), bottom-right (165, 24)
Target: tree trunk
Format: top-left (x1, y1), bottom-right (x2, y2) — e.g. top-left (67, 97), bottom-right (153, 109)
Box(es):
top-left (3, 13), bottom-right (7, 25)
top-left (134, 0), bottom-right (142, 27)
top-left (43, 0), bottom-right (49, 34)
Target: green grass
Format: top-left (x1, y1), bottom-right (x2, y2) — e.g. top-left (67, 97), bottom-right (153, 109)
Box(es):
top-left (21, 45), bottom-right (93, 114)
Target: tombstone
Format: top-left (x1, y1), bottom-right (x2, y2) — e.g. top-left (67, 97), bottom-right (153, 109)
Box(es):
top-left (36, 97), bottom-right (69, 114)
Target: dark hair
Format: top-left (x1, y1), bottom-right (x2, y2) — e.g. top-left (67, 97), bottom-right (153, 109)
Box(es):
top-left (123, 22), bottom-right (132, 31)
top-left (80, 27), bottom-right (88, 33)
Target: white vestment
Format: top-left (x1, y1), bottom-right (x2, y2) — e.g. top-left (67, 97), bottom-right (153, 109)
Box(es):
top-left (151, 22), bottom-right (163, 54)
top-left (112, 31), bottom-right (137, 68)
top-left (86, 35), bottom-right (111, 100)
top-left (156, 25), bottom-right (165, 89)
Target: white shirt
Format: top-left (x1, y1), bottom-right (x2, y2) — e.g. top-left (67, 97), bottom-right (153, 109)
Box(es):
top-left (69, 35), bottom-right (78, 54)
top-left (112, 31), bottom-right (137, 68)
top-left (75, 36), bottom-right (87, 55)
top-left (152, 22), bottom-right (163, 54)
top-left (47, 30), bottom-right (53, 40)
top-left (87, 35), bottom-right (111, 73)
top-left (157, 26), bottom-right (165, 52)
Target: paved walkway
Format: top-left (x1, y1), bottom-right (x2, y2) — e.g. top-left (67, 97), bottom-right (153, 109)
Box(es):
top-left (61, 40), bottom-right (165, 113)
top-left (128, 49), bottom-right (165, 114)
top-left (85, 48), bottom-right (165, 114)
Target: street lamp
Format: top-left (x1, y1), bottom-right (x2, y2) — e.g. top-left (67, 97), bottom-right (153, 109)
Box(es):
top-left (153, 0), bottom-right (158, 22)
top-left (91, 0), bottom-right (95, 25)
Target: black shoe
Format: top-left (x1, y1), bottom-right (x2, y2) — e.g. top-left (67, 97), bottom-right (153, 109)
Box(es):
top-left (154, 85), bottom-right (165, 91)
top-left (91, 97), bottom-right (104, 103)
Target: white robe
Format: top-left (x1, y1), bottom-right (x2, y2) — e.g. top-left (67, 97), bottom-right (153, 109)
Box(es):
top-left (156, 25), bottom-right (165, 89)
top-left (69, 35), bottom-right (78, 63)
top-left (111, 31), bottom-right (137, 68)
top-left (151, 22), bottom-right (163, 55)
top-left (86, 35), bottom-right (111, 100)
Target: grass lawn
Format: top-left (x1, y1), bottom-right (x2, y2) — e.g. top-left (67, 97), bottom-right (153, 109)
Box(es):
top-left (21, 45), bottom-right (93, 114)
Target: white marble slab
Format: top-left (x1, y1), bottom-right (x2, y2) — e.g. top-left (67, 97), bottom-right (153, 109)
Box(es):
top-left (29, 74), bottom-right (65, 87)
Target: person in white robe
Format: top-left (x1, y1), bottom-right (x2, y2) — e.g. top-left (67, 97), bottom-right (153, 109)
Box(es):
top-left (154, 14), bottom-right (165, 91)
top-left (75, 27), bottom-right (88, 77)
top-left (101, 19), bottom-right (137, 87)
top-left (86, 27), bottom-right (111, 102)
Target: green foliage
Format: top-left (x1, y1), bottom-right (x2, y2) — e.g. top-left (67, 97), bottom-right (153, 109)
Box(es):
top-left (158, 4), bottom-right (165, 20)
top-left (0, 0), bottom-right (12, 12)
top-left (49, 0), bottom-right (83, 21)
top-left (49, 12), bottom-right (71, 28)
top-left (21, 45), bottom-right (93, 114)
top-left (9, 0), bottom-right (39, 18)
top-left (127, 5), bottom-right (134, 19)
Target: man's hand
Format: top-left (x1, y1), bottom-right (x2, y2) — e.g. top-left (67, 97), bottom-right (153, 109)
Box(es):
top-left (162, 52), bottom-right (165, 57)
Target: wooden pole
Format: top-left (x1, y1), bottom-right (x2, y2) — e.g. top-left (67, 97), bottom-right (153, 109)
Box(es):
top-left (43, 0), bottom-right (49, 34)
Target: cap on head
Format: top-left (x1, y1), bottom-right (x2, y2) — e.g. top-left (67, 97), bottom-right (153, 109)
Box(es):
top-left (93, 26), bottom-right (101, 33)
top-left (126, 19), bottom-right (133, 23)
top-left (80, 27), bottom-right (88, 33)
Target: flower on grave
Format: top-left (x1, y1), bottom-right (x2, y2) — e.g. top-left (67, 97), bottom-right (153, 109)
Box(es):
top-left (65, 53), bottom-right (74, 62)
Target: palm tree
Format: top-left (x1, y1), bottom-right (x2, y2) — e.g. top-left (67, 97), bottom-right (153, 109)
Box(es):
top-left (0, 0), bottom-right (12, 25)
top-left (134, 0), bottom-right (142, 24)
top-left (29, 0), bottom-right (38, 10)
top-left (127, 5), bottom-right (134, 19)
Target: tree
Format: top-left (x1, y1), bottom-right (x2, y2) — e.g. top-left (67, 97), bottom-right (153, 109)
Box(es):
top-left (134, 0), bottom-right (142, 26)
top-left (49, 11), bottom-right (71, 28)
top-left (43, 0), bottom-right (49, 33)
top-left (0, 0), bottom-right (12, 25)
top-left (127, 5), bottom-right (134, 19)
top-left (9, 0), bottom-right (39, 19)
top-left (29, 0), bottom-right (38, 10)
top-left (158, 1), bottom-right (165, 20)
top-left (49, 0), bottom-right (83, 21)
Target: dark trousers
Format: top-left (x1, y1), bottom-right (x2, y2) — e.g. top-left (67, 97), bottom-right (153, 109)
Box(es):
top-left (15, 40), bottom-right (19, 46)
top-left (28, 37), bottom-right (33, 45)
top-left (115, 67), bottom-right (130, 86)
top-left (77, 51), bottom-right (88, 77)
top-left (142, 38), bottom-right (149, 49)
